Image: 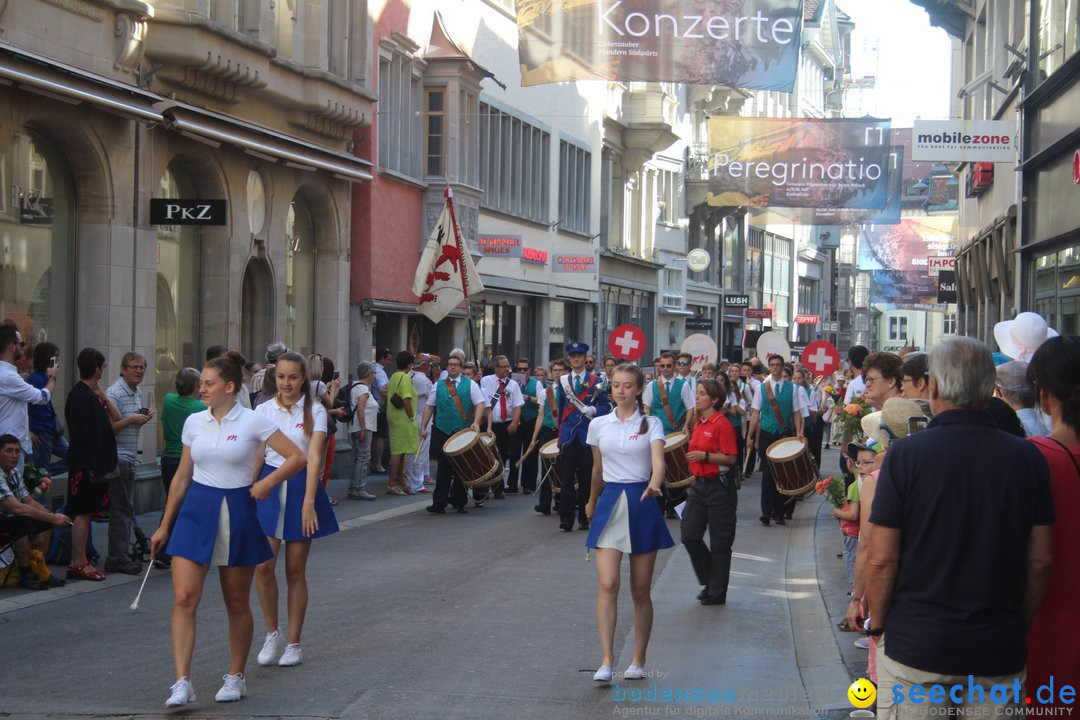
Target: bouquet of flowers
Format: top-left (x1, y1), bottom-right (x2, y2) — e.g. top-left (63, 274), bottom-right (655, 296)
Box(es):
top-left (22, 464), bottom-right (51, 498)
top-left (833, 395), bottom-right (871, 442)
top-left (815, 476), bottom-right (846, 509)
top-left (822, 384), bottom-right (842, 405)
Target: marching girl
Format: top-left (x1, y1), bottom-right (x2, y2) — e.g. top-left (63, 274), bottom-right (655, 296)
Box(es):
top-left (150, 351), bottom-right (306, 708)
top-left (584, 363), bottom-right (674, 683)
top-left (253, 352), bottom-right (340, 668)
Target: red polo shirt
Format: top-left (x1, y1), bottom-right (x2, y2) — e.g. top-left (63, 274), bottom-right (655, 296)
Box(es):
top-left (688, 411), bottom-right (738, 476)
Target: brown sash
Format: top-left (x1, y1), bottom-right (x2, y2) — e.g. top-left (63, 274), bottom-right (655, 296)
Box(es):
top-left (656, 379), bottom-right (676, 429)
top-left (444, 378), bottom-right (468, 423)
top-left (546, 386), bottom-right (560, 429)
top-left (764, 381), bottom-right (790, 434)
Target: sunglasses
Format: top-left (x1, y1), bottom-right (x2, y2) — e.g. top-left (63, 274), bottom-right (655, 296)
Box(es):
top-left (677, 361), bottom-right (690, 366)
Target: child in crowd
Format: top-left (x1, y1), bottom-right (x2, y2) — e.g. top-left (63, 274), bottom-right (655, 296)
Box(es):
top-left (833, 442), bottom-right (877, 631)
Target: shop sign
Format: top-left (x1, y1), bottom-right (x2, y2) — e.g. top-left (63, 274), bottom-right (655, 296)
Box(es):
top-left (912, 119), bottom-right (1017, 163)
top-left (17, 191), bottom-right (53, 224)
top-left (521, 247), bottom-right (548, 265)
top-left (937, 270), bottom-right (957, 303)
top-left (150, 199), bottom-right (227, 225)
top-left (926, 256), bottom-right (956, 277)
top-left (746, 308), bottom-right (772, 319)
top-left (478, 234), bottom-right (523, 258)
top-left (686, 317), bottom-right (713, 331)
top-left (687, 249), bottom-right (711, 272)
top-left (723, 294), bottom-right (750, 308)
top-left (794, 314), bottom-right (820, 325)
top-left (553, 254), bottom-right (597, 273)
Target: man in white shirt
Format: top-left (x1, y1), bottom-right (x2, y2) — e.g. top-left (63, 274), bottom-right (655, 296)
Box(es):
top-left (747, 354), bottom-right (809, 526)
top-left (479, 355), bottom-right (524, 504)
top-left (405, 354), bottom-right (435, 493)
top-left (642, 353), bottom-right (695, 434)
top-left (105, 352), bottom-right (153, 575)
top-left (0, 324), bottom-right (57, 471)
top-left (843, 345), bottom-right (869, 404)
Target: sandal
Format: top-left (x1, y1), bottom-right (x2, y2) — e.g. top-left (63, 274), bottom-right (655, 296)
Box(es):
top-left (836, 620), bottom-right (858, 632)
top-left (67, 562), bottom-right (105, 581)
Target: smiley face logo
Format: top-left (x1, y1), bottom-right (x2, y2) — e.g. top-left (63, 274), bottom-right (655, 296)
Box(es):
top-left (848, 678), bottom-right (876, 709)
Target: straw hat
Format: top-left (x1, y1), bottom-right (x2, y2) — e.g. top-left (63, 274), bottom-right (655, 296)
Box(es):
top-left (861, 398), bottom-right (929, 448)
top-left (994, 312), bottom-right (1058, 362)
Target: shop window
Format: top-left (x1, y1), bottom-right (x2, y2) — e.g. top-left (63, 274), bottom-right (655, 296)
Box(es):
top-left (0, 128), bottom-right (74, 402)
top-left (242, 258), bottom-right (274, 362)
top-left (284, 199), bottom-right (315, 357)
top-left (889, 316), bottom-right (909, 341)
top-left (378, 43), bottom-right (424, 180)
top-left (155, 165), bottom-right (203, 424)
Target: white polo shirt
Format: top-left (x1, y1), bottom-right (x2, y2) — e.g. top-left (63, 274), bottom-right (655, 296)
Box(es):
top-left (478, 374), bottom-right (524, 423)
top-left (182, 401), bottom-right (279, 489)
top-left (586, 410), bottom-right (665, 484)
top-left (750, 378), bottom-right (811, 417)
top-left (256, 397), bottom-right (327, 467)
top-left (642, 376), bottom-right (695, 411)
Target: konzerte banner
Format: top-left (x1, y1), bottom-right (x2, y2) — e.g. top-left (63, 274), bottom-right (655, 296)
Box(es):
top-left (706, 117), bottom-right (893, 209)
top-left (517, 0), bottom-right (804, 90)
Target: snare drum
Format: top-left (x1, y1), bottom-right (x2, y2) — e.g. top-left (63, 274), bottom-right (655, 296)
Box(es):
top-left (539, 439), bottom-right (562, 493)
top-left (443, 429), bottom-right (500, 488)
top-left (479, 432), bottom-right (503, 468)
top-left (662, 431), bottom-right (694, 490)
top-left (765, 437), bottom-right (818, 496)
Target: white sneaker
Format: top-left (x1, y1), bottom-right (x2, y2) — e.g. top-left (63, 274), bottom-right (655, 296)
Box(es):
top-left (593, 665), bottom-right (613, 683)
top-left (165, 677), bottom-right (195, 707)
top-left (215, 673), bottom-right (246, 702)
top-left (624, 664), bottom-right (645, 680)
top-left (278, 643), bottom-right (303, 666)
top-left (257, 630), bottom-right (283, 666)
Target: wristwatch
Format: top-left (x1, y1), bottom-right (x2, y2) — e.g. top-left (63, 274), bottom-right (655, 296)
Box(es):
top-left (863, 618), bottom-right (883, 637)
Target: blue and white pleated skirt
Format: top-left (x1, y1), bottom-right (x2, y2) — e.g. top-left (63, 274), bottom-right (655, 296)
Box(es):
top-left (585, 481), bottom-right (675, 555)
top-left (255, 464), bottom-right (339, 541)
top-left (166, 481), bottom-right (273, 567)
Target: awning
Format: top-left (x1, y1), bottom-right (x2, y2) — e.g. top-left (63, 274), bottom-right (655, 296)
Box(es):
top-left (162, 103), bottom-right (373, 182)
top-left (0, 42), bottom-right (163, 123)
top-left (360, 299), bottom-right (469, 318)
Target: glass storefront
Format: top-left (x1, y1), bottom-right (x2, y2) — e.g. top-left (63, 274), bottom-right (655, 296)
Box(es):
top-left (155, 165), bottom-right (202, 419)
top-left (1036, 0), bottom-right (1079, 83)
top-left (284, 197), bottom-right (315, 356)
top-left (1032, 242), bottom-right (1080, 336)
top-left (0, 128), bottom-right (74, 401)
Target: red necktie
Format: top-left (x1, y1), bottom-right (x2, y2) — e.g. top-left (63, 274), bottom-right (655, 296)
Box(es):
top-left (499, 379), bottom-right (507, 420)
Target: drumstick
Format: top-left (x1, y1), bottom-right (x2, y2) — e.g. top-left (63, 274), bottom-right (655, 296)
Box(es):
top-left (130, 561), bottom-right (154, 611)
top-left (513, 442), bottom-right (538, 469)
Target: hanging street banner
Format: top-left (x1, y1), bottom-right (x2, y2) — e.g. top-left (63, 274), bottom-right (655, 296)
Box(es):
top-left (516, 0), bottom-right (804, 90)
top-left (937, 270), bottom-right (957, 304)
top-left (857, 216), bottom-right (959, 307)
top-left (912, 119), bottom-right (1017, 163)
top-left (706, 117), bottom-right (893, 209)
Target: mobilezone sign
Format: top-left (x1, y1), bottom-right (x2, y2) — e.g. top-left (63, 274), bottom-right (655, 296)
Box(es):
top-left (912, 119), bottom-right (1017, 163)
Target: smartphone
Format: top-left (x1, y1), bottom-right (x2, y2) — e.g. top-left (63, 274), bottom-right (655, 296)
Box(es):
top-left (907, 416), bottom-right (929, 434)
top-left (49, 356), bottom-right (59, 368)
top-left (138, 407), bottom-right (151, 416)
top-left (332, 371), bottom-right (340, 380)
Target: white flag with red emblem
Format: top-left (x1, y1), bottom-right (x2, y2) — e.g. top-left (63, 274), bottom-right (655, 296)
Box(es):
top-left (412, 190), bottom-right (483, 324)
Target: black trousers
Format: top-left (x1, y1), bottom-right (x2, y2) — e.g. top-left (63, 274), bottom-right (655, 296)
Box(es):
top-left (534, 425), bottom-right (557, 512)
top-left (431, 427), bottom-right (468, 509)
top-left (558, 440), bottom-right (592, 527)
top-left (475, 422), bottom-right (511, 502)
top-left (681, 475), bottom-right (738, 601)
top-left (758, 430), bottom-right (787, 520)
top-left (744, 423), bottom-right (758, 475)
top-left (806, 419), bottom-right (824, 472)
top-left (506, 417), bottom-right (537, 492)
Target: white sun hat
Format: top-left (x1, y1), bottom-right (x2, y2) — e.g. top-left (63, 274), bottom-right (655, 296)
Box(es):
top-left (994, 312), bottom-right (1058, 362)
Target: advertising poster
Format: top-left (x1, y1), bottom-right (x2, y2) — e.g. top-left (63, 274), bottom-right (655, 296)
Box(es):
top-left (706, 117), bottom-right (893, 209)
top-left (858, 216), bottom-right (959, 307)
top-left (517, 0), bottom-right (804, 90)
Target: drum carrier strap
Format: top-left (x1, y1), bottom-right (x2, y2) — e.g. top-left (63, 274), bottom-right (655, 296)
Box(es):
top-left (656, 379), bottom-right (677, 429)
top-left (546, 386), bottom-right (560, 430)
top-left (445, 378), bottom-right (468, 423)
top-left (764, 381), bottom-right (791, 434)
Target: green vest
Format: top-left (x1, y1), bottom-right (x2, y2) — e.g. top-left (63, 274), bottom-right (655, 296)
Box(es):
top-left (520, 377), bottom-right (540, 422)
top-left (651, 377), bottom-right (688, 434)
top-left (435, 376), bottom-right (475, 436)
top-left (760, 380), bottom-right (794, 435)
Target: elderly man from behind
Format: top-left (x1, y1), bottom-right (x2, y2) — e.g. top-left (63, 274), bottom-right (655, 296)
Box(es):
top-left (866, 337), bottom-right (1054, 719)
top-left (994, 360), bottom-right (1050, 438)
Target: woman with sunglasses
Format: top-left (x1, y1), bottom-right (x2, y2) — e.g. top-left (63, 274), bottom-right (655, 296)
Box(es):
top-left (681, 379), bottom-right (739, 605)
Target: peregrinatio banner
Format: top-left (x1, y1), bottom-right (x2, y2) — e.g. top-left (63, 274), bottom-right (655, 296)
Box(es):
top-left (706, 117), bottom-right (893, 208)
top-left (516, 0), bottom-right (804, 89)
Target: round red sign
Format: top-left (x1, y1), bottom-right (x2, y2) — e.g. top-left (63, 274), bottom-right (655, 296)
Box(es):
top-left (801, 340), bottom-right (840, 379)
top-left (607, 324), bottom-right (646, 361)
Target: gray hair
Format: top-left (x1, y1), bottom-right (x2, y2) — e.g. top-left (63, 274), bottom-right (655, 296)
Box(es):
top-left (307, 354), bottom-right (324, 381)
top-left (449, 347), bottom-right (466, 361)
top-left (355, 361), bottom-right (376, 381)
top-left (175, 367), bottom-right (201, 396)
top-left (928, 336), bottom-right (995, 409)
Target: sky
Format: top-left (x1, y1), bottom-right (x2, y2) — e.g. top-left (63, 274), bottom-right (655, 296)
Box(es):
top-left (840, 0), bottom-right (954, 126)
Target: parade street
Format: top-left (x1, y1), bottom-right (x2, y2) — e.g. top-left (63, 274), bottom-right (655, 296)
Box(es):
top-left (1, 451), bottom-right (862, 720)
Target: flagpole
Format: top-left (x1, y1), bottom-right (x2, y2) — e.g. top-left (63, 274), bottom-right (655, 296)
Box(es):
top-left (444, 185), bottom-right (480, 362)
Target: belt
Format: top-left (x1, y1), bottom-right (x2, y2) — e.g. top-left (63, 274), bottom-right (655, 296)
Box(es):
top-left (695, 472), bottom-right (731, 486)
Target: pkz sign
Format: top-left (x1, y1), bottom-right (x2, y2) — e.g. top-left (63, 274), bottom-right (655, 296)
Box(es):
top-left (150, 199), bottom-right (227, 226)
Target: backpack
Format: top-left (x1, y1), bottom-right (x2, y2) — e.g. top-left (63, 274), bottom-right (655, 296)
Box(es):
top-left (333, 382), bottom-right (361, 425)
